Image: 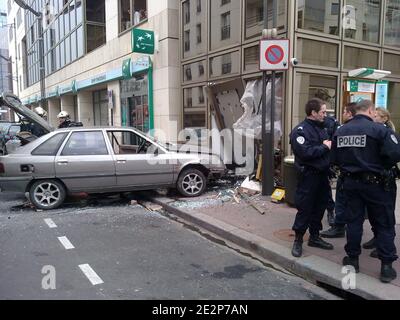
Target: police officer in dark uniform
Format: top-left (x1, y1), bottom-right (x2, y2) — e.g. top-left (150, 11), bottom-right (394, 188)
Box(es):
top-left (324, 115), bottom-right (341, 226)
top-left (332, 99), bottom-right (400, 283)
top-left (290, 98), bottom-right (335, 257)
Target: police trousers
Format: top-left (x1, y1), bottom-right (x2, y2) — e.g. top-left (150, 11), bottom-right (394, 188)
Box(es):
top-left (343, 177), bottom-right (398, 263)
top-left (292, 169), bottom-right (330, 237)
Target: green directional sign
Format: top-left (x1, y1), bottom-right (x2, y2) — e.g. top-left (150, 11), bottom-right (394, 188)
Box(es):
top-left (132, 29), bottom-right (155, 54)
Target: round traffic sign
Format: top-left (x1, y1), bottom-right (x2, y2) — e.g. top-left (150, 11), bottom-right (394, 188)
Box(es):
top-left (265, 45), bottom-right (284, 65)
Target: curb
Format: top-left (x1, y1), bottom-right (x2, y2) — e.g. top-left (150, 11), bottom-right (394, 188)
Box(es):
top-left (148, 195), bottom-right (400, 300)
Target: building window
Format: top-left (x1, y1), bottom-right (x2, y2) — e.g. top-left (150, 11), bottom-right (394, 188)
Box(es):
top-left (16, 9), bottom-right (22, 28)
top-left (343, 46), bottom-right (379, 70)
top-left (385, 0), bottom-right (400, 47)
top-left (197, 0), bottom-right (201, 13)
top-left (183, 87), bottom-right (206, 129)
top-left (221, 12), bottom-right (231, 40)
top-left (198, 63), bottom-right (204, 76)
top-left (209, 51), bottom-right (240, 78)
top-left (221, 0), bottom-right (231, 5)
top-left (297, 38), bottom-right (338, 68)
top-left (384, 53), bottom-right (400, 75)
top-left (184, 30), bottom-right (190, 52)
top-left (185, 66), bottom-right (192, 81)
top-left (196, 24), bottom-right (202, 43)
top-left (184, 0), bottom-right (190, 24)
top-left (344, 1), bottom-right (380, 43)
top-left (93, 90), bottom-right (109, 126)
top-left (297, 0), bottom-right (339, 36)
top-left (119, 0), bottom-right (148, 32)
top-left (244, 45), bottom-right (259, 72)
top-left (86, 0), bottom-right (106, 53)
top-left (294, 74), bottom-right (337, 127)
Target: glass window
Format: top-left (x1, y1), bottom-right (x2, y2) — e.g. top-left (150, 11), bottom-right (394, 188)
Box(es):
top-left (384, 53), bottom-right (400, 75)
top-left (76, 0), bottom-right (83, 25)
top-left (183, 86), bottom-right (206, 128)
top-left (62, 131), bottom-right (108, 156)
top-left (86, 0), bottom-right (105, 23)
top-left (297, 38), bottom-right (338, 68)
top-left (244, 45), bottom-right (259, 72)
top-left (182, 0), bottom-right (206, 59)
top-left (294, 73), bottom-right (337, 127)
top-left (209, 51), bottom-right (240, 78)
top-left (119, 0), bottom-right (148, 32)
top-left (297, 0), bottom-right (339, 35)
top-left (343, 46), bottom-right (379, 69)
top-left (65, 35), bottom-right (71, 65)
top-left (86, 24), bottom-right (106, 53)
top-left (183, 60), bottom-right (206, 83)
top-left (385, 0), bottom-right (400, 47)
top-left (210, 0), bottom-right (240, 51)
top-left (388, 82), bottom-right (400, 131)
top-left (70, 30), bottom-right (77, 61)
top-left (245, 0), bottom-right (286, 39)
top-left (77, 25), bottom-right (84, 57)
top-left (32, 133), bottom-right (68, 156)
top-left (107, 131), bottom-right (150, 155)
top-left (344, 1), bottom-right (380, 43)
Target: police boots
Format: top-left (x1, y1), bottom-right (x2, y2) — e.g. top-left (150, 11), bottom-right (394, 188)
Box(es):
top-left (380, 263), bottom-right (397, 283)
top-left (342, 256), bottom-right (359, 273)
top-left (308, 235), bottom-right (334, 250)
top-left (291, 233), bottom-right (303, 258)
top-left (320, 225), bottom-right (346, 238)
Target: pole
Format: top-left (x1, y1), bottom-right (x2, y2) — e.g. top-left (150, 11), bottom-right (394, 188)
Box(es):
top-left (13, 21), bottom-right (19, 96)
top-left (38, 15), bottom-right (45, 108)
top-left (262, 0), bottom-right (275, 196)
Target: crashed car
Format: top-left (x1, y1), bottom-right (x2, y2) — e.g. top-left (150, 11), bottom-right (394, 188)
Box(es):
top-left (0, 93), bottom-right (226, 210)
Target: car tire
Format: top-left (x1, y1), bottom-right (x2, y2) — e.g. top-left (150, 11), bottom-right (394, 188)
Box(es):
top-left (29, 180), bottom-right (67, 210)
top-left (177, 168), bottom-right (207, 197)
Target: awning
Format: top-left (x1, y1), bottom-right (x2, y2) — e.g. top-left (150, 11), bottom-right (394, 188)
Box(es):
top-left (348, 68), bottom-right (391, 80)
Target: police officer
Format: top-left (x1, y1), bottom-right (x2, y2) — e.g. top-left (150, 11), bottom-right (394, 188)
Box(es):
top-left (290, 98), bottom-right (334, 257)
top-left (324, 115), bottom-right (341, 226)
top-left (57, 111), bottom-right (72, 128)
top-left (321, 102), bottom-right (358, 238)
top-left (332, 99), bottom-right (400, 283)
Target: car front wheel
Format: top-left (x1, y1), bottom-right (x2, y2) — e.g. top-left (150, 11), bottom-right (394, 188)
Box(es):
top-left (177, 168), bottom-right (207, 197)
top-left (29, 180), bottom-right (67, 210)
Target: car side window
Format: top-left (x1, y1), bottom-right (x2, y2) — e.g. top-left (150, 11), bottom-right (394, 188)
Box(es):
top-left (32, 133), bottom-right (68, 156)
top-left (61, 131), bottom-right (108, 156)
top-left (107, 130), bottom-right (151, 155)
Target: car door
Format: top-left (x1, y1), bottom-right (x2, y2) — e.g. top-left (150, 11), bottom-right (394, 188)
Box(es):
top-left (55, 130), bottom-right (117, 192)
top-left (106, 130), bottom-right (174, 188)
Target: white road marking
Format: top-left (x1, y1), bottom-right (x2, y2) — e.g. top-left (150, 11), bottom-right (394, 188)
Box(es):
top-left (44, 218), bottom-right (57, 229)
top-left (57, 236), bottom-right (75, 250)
top-left (78, 264), bottom-right (104, 286)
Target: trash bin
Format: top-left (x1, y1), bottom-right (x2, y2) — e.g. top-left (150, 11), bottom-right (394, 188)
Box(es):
top-left (283, 156), bottom-right (297, 207)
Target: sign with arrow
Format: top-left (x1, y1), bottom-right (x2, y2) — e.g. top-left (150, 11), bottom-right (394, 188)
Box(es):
top-left (132, 29), bottom-right (155, 54)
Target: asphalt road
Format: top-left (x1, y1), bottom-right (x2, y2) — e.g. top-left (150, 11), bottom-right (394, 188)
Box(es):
top-left (0, 192), bottom-right (338, 300)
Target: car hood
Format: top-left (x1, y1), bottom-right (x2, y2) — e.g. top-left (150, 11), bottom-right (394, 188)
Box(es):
top-left (0, 92), bottom-right (53, 134)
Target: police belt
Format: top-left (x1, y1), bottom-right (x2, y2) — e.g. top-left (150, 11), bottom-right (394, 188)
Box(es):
top-left (340, 172), bottom-right (383, 185)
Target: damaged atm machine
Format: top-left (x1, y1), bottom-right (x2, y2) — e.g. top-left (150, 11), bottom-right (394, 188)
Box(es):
top-left (205, 77), bottom-right (284, 198)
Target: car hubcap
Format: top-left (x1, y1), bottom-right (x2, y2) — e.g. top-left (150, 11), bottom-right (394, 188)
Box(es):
top-left (182, 173), bottom-right (203, 195)
top-left (34, 183), bottom-right (61, 207)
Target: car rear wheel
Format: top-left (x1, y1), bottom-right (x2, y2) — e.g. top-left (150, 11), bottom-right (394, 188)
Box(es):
top-left (29, 180), bottom-right (66, 210)
top-left (177, 168), bottom-right (207, 197)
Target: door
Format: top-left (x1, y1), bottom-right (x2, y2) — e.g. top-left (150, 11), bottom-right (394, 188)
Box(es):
top-left (106, 130), bottom-right (174, 188)
top-left (55, 130), bottom-right (116, 192)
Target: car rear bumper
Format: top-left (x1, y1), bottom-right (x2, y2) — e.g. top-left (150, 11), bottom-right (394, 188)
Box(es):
top-left (0, 177), bottom-right (31, 192)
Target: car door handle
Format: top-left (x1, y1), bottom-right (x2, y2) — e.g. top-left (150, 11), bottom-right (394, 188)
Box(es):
top-left (117, 158), bottom-right (127, 164)
top-left (57, 160), bottom-right (69, 165)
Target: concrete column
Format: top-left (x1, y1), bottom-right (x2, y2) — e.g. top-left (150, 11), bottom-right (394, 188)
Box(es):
top-left (77, 91), bottom-right (94, 126)
top-left (47, 99), bottom-right (61, 128)
top-left (60, 95), bottom-right (76, 121)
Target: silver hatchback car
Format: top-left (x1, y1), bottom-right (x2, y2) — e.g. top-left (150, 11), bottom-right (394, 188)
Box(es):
top-left (0, 93), bottom-right (226, 210)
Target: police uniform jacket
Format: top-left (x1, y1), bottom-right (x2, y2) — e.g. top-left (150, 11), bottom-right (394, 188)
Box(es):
top-left (332, 114), bottom-right (400, 174)
top-left (290, 119), bottom-right (331, 172)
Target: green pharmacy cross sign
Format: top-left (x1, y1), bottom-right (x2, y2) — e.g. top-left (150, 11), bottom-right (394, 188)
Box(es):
top-left (132, 29), bottom-right (155, 54)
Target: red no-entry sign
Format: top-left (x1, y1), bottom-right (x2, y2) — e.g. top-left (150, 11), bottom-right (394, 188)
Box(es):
top-left (260, 39), bottom-right (290, 71)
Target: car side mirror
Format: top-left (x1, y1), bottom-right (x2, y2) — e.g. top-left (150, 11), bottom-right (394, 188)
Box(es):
top-left (154, 148), bottom-right (160, 156)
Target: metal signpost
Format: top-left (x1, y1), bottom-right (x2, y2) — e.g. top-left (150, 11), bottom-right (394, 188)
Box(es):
top-left (260, 0), bottom-right (289, 196)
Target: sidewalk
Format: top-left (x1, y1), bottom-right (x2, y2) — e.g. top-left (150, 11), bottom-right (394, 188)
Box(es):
top-left (145, 182), bottom-right (400, 300)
